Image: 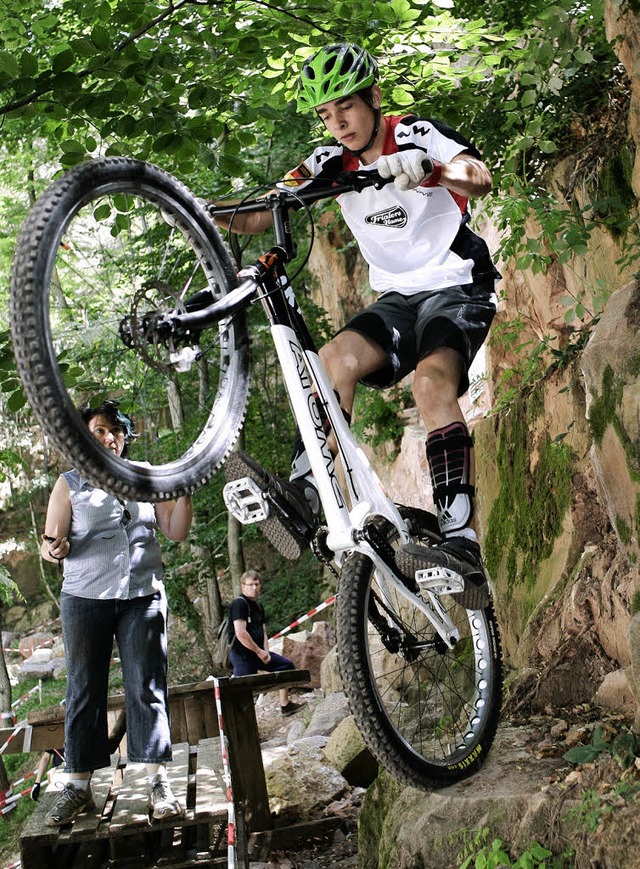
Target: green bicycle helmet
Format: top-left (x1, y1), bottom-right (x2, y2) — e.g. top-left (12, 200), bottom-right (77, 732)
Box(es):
top-left (297, 43), bottom-right (378, 112)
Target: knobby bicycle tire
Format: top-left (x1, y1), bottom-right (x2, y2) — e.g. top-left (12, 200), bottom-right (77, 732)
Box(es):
top-left (336, 511), bottom-right (502, 790)
top-left (10, 157), bottom-right (249, 501)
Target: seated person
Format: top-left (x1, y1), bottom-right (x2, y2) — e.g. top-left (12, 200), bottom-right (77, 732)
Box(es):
top-left (229, 570), bottom-right (307, 717)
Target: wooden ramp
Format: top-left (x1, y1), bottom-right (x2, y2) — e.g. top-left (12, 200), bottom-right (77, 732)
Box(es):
top-left (16, 672), bottom-right (316, 867)
top-left (20, 739), bottom-right (233, 869)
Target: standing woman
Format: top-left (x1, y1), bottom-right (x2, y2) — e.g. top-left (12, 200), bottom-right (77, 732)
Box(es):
top-left (40, 400), bottom-right (193, 826)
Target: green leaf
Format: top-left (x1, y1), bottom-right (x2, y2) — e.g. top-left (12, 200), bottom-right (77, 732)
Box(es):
top-left (391, 85), bottom-right (413, 106)
top-left (20, 51), bottom-right (38, 77)
top-left (92, 24), bottom-right (111, 51)
top-left (574, 49), bottom-right (594, 64)
top-left (7, 389), bottom-right (27, 412)
top-left (539, 140), bottom-right (557, 153)
top-left (52, 48), bottom-right (74, 74)
top-left (521, 90), bottom-right (537, 108)
top-left (563, 744), bottom-right (600, 763)
top-left (0, 50), bottom-right (19, 81)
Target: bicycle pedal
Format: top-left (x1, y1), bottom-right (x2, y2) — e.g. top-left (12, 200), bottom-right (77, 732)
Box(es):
top-left (415, 566), bottom-right (465, 596)
top-left (223, 477), bottom-right (269, 524)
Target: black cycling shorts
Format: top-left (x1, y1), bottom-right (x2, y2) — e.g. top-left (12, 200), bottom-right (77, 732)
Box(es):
top-left (340, 282), bottom-right (497, 395)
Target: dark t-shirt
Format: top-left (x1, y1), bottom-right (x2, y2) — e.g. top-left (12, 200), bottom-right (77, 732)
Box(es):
top-left (228, 594), bottom-right (265, 652)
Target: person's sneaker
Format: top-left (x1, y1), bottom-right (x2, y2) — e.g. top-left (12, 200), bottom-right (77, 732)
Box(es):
top-left (147, 775), bottom-right (184, 821)
top-left (224, 450), bottom-right (320, 560)
top-left (396, 537), bottom-right (491, 610)
top-left (45, 782), bottom-right (96, 827)
top-left (280, 700), bottom-right (308, 718)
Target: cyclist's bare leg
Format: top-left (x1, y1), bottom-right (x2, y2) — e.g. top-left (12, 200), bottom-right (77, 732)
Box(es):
top-left (317, 329), bottom-right (388, 454)
top-left (224, 332), bottom-right (387, 559)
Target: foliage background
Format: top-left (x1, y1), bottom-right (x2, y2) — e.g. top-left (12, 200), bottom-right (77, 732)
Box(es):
top-left (0, 0), bottom-right (632, 692)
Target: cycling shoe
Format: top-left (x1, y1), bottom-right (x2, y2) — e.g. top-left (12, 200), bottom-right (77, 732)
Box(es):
top-left (396, 537), bottom-right (491, 610)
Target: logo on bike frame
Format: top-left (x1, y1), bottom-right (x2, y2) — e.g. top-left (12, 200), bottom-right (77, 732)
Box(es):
top-left (365, 206), bottom-right (408, 228)
top-left (289, 341), bottom-right (345, 510)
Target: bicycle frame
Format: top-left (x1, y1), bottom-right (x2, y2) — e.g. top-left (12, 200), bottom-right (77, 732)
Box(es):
top-left (258, 265), bottom-right (461, 648)
top-left (195, 192), bottom-right (462, 649)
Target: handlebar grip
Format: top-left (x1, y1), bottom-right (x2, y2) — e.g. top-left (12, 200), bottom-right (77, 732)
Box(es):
top-left (421, 157), bottom-right (434, 176)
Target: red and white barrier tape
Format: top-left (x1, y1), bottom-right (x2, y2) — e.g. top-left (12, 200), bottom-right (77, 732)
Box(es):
top-left (212, 677), bottom-right (235, 869)
top-left (11, 684), bottom-right (40, 710)
top-left (270, 594), bottom-right (336, 640)
top-left (10, 770), bottom-right (37, 790)
top-left (2, 859), bottom-right (20, 868)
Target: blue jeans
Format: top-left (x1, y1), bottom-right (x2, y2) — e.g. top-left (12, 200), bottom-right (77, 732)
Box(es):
top-left (61, 590), bottom-right (172, 772)
top-left (229, 648), bottom-right (295, 677)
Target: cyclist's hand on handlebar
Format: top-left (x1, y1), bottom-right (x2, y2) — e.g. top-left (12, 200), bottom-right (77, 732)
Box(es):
top-left (377, 151), bottom-right (439, 191)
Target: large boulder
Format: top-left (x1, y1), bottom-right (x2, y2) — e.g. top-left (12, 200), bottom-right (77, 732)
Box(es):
top-left (282, 621), bottom-right (335, 688)
top-left (324, 715), bottom-right (378, 788)
top-left (18, 632), bottom-right (54, 659)
top-left (319, 646), bottom-right (343, 693)
top-left (263, 735), bottom-right (349, 824)
top-left (304, 691), bottom-right (350, 738)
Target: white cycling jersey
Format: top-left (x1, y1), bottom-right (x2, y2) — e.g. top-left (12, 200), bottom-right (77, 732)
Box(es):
top-left (281, 115), bottom-right (499, 295)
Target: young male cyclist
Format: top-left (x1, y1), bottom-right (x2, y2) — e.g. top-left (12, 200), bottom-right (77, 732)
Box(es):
top-left (220, 43), bottom-right (500, 604)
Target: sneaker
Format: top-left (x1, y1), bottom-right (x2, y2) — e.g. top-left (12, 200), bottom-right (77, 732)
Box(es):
top-left (224, 450), bottom-right (319, 560)
top-left (45, 783), bottom-right (96, 827)
top-left (396, 537), bottom-right (491, 610)
top-left (148, 775), bottom-right (184, 821)
top-left (280, 700), bottom-right (308, 718)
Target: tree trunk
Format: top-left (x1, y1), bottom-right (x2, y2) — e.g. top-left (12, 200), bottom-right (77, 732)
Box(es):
top-left (227, 513), bottom-right (245, 597)
top-left (227, 431), bottom-right (246, 596)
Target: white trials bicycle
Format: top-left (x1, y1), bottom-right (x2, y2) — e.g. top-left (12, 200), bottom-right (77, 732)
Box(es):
top-left (10, 157), bottom-right (502, 790)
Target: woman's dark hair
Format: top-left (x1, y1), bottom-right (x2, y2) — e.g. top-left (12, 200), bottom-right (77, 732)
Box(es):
top-left (81, 399), bottom-right (138, 458)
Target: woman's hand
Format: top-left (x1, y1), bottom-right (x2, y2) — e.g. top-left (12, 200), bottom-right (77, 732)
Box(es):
top-left (41, 534), bottom-right (70, 564)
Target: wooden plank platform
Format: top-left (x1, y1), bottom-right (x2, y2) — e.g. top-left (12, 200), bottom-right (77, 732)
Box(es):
top-left (20, 739), bottom-right (234, 869)
top-left (18, 671), bottom-right (312, 867)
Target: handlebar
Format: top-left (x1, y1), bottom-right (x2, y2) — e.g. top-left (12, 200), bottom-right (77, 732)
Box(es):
top-left (208, 157), bottom-right (435, 218)
top-left (208, 169), bottom-right (392, 218)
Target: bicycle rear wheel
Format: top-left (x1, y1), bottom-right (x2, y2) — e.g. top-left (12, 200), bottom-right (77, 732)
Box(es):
top-left (10, 157), bottom-right (249, 501)
top-left (336, 517), bottom-right (502, 789)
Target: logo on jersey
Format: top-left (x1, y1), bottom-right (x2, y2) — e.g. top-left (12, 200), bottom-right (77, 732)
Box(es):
top-left (283, 162), bottom-right (313, 187)
top-left (365, 206), bottom-right (408, 228)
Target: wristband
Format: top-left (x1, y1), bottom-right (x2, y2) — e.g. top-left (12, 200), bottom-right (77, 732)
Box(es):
top-left (421, 159), bottom-right (442, 188)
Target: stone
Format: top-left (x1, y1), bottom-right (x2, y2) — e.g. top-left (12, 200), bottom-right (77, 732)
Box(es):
top-left (29, 648), bottom-right (53, 664)
top-left (263, 736), bottom-right (349, 823)
top-left (358, 725), bottom-right (580, 869)
top-left (324, 715), bottom-right (378, 788)
top-left (19, 659), bottom-right (55, 679)
top-left (593, 668), bottom-right (636, 709)
top-left (305, 692), bottom-right (350, 738)
top-left (282, 622), bottom-right (335, 688)
top-left (18, 632), bottom-right (54, 659)
top-left (582, 279), bottom-right (640, 561)
top-left (320, 646), bottom-right (343, 693)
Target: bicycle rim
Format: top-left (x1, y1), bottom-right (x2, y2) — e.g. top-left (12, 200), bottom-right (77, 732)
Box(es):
top-left (10, 158), bottom-right (249, 500)
top-left (336, 546), bottom-right (502, 789)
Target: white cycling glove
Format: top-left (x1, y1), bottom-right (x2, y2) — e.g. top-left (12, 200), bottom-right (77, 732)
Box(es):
top-left (377, 151), bottom-right (433, 191)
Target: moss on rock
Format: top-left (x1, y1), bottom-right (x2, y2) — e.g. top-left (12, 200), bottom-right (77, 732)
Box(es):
top-left (484, 397), bottom-right (574, 597)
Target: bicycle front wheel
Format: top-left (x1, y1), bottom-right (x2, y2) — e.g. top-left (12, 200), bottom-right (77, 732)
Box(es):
top-left (336, 545), bottom-right (502, 789)
top-left (10, 157), bottom-right (249, 501)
